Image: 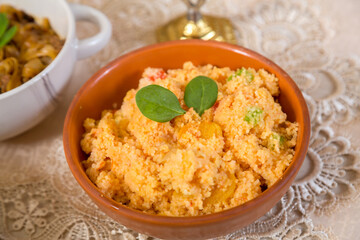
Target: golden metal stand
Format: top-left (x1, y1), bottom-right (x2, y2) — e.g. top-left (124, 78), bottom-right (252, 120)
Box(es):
top-left (156, 0), bottom-right (236, 44)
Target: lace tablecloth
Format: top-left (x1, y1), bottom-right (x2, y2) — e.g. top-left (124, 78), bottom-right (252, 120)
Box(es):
top-left (1, 0), bottom-right (359, 239)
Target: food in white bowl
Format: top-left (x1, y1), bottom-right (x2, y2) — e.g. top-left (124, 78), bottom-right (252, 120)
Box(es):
top-left (0, 0), bottom-right (112, 141)
top-left (0, 4), bottom-right (64, 94)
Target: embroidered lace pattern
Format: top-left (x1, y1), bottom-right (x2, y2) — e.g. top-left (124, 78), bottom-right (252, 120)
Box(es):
top-left (1, 0), bottom-right (359, 239)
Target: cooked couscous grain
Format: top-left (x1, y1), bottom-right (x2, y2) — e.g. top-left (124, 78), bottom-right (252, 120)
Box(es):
top-left (81, 62), bottom-right (298, 216)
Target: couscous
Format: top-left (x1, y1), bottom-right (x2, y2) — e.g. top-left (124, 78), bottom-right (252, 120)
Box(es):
top-left (80, 62), bottom-right (298, 216)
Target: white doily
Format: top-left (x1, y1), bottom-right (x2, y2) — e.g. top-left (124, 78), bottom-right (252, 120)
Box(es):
top-left (1, 0), bottom-right (359, 239)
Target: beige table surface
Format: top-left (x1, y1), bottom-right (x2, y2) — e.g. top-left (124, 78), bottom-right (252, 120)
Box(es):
top-left (1, 0), bottom-right (359, 239)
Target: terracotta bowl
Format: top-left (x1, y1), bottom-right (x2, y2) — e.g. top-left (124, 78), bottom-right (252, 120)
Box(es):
top-left (63, 40), bottom-right (310, 240)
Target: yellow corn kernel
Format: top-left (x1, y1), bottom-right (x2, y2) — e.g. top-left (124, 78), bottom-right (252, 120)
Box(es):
top-left (204, 174), bottom-right (236, 205)
top-left (199, 121), bottom-right (222, 139)
top-left (178, 123), bottom-right (193, 139)
top-left (117, 119), bottom-right (129, 137)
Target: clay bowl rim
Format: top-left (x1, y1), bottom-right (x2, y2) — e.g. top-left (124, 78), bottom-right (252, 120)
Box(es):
top-left (63, 39), bottom-right (310, 227)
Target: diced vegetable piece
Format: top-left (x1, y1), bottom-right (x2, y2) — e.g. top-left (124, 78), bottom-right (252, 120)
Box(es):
top-left (199, 121), bottom-right (222, 139)
top-left (280, 135), bottom-right (285, 145)
top-left (244, 107), bottom-right (263, 125)
top-left (178, 123), bottom-right (193, 139)
top-left (148, 69), bottom-right (167, 81)
top-left (268, 133), bottom-right (285, 150)
top-left (117, 119), bottom-right (129, 137)
top-left (204, 174), bottom-right (236, 205)
top-left (227, 67), bottom-right (254, 83)
top-left (245, 71), bottom-right (254, 83)
top-left (227, 68), bottom-right (244, 81)
top-left (235, 68), bottom-right (244, 76)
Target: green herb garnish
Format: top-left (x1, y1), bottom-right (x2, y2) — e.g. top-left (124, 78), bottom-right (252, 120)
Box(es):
top-left (235, 68), bottom-right (244, 76)
top-left (227, 68), bottom-right (243, 81)
top-left (0, 13), bottom-right (18, 48)
top-left (135, 84), bottom-right (186, 122)
top-left (268, 133), bottom-right (285, 150)
top-left (135, 76), bottom-right (218, 122)
top-left (244, 106), bottom-right (263, 125)
top-left (184, 76), bottom-right (218, 116)
top-left (227, 67), bottom-right (254, 83)
top-left (245, 71), bottom-right (254, 83)
top-left (279, 135), bottom-right (285, 145)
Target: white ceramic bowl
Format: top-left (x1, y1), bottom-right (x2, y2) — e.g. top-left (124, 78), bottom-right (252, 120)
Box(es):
top-left (0, 0), bottom-right (112, 141)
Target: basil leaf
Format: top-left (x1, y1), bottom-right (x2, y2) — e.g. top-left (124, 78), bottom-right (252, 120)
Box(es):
top-left (184, 76), bottom-right (218, 116)
top-left (0, 25), bottom-right (17, 48)
top-left (0, 13), bottom-right (9, 38)
top-left (135, 84), bottom-right (186, 122)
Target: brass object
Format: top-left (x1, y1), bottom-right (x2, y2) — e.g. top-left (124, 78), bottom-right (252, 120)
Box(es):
top-left (157, 0), bottom-right (237, 44)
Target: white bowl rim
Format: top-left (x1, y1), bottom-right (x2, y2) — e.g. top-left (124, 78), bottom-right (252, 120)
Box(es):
top-left (0, 0), bottom-right (75, 100)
